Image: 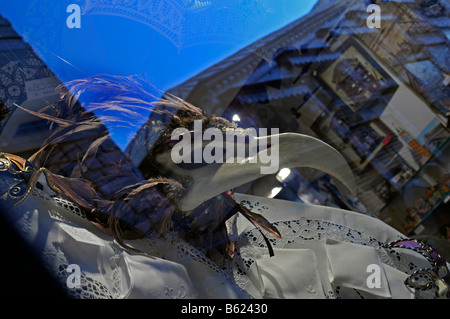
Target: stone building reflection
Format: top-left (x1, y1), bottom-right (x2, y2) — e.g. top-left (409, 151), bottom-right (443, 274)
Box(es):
top-left (0, 0), bottom-right (449, 240)
top-left (163, 0), bottom-right (450, 238)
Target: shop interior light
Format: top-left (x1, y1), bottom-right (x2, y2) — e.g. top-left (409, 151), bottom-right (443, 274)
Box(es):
top-left (269, 186), bottom-right (282, 198)
top-left (232, 114), bottom-right (241, 122)
top-left (276, 168), bottom-right (291, 182)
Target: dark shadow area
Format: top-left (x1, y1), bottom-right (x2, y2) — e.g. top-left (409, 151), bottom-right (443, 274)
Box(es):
top-left (0, 207), bottom-right (67, 298)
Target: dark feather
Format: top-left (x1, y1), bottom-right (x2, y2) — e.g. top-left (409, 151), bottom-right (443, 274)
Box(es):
top-left (12, 74), bottom-right (280, 265)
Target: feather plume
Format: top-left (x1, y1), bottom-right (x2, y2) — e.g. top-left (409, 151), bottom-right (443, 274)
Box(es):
top-left (13, 74), bottom-right (345, 266)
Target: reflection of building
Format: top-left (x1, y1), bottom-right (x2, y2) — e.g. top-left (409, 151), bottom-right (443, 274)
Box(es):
top-left (0, 15), bottom-right (136, 199)
top-left (0, 14), bottom-right (60, 157)
top-left (332, 58), bottom-right (380, 105)
top-left (424, 123), bottom-right (449, 149)
top-left (161, 0), bottom-right (450, 236)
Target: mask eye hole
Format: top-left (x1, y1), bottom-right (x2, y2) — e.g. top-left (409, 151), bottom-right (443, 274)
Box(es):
top-left (0, 158), bottom-right (10, 171)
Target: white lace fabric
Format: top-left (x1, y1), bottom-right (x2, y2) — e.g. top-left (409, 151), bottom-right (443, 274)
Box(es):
top-left (1, 170), bottom-right (250, 298)
top-left (226, 194), bottom-right (443, 299)
top-left (1, 170), bottom-right (445, 298)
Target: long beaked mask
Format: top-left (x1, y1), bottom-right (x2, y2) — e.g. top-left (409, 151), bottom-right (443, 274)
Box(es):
top-left (155, 131), bottom-right (358, 212)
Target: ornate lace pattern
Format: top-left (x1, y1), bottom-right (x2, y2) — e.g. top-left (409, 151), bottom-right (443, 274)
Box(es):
top-left (138, 232), bottom-right (250, 298)
top-left (226, 198), bottom-right (440, 299)
top-left (6, 186), bottom-right (442, 299)
top-left (30, 188), bottom-right (246, 298)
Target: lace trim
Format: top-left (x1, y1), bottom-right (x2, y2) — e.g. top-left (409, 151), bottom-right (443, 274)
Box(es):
top-left (11, 183), bottom-right (443, 298)
top-left (139, 232), bottom-right (250, 298)
top-left (109, 242), bottom-right (124, 298)
top-left (227, 198), bottom-right (439, 299)
top-left (41, 242), bottom-right (115, 299)
top-left (56, 263), bottom-right (114, 299)
top-left (53, 197), bottom-right (86, 219)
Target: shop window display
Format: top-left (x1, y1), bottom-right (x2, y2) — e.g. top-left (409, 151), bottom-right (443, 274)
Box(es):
top-left (0, 0), bottom-right (448, 301)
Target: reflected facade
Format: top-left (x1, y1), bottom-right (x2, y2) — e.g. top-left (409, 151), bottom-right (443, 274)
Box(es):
top-left (0, 0), bottom-right (449, 299)
top-left (162, 0), bottom-right (450, 239)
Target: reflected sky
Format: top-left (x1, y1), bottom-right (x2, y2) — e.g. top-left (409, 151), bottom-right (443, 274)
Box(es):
top-left (0, 0), bottom-right (318, 149)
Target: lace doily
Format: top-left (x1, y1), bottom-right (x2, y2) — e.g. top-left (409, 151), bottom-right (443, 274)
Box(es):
top-left (1, 166), bottom-right (445, 299)
top-left (225, 196), bottom-right (441, 299)
top-left (6, 183), bottom-right (249, 298)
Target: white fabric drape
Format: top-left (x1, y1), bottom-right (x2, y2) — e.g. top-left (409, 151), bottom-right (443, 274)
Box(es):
top-left (3, 170), bottom-right (443, 299)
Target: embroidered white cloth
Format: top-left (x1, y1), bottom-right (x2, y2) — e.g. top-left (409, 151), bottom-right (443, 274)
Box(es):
top-left (227, 194), bottom-right (422, 299)
top-left (2, 171), bottom-right (443, 299)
